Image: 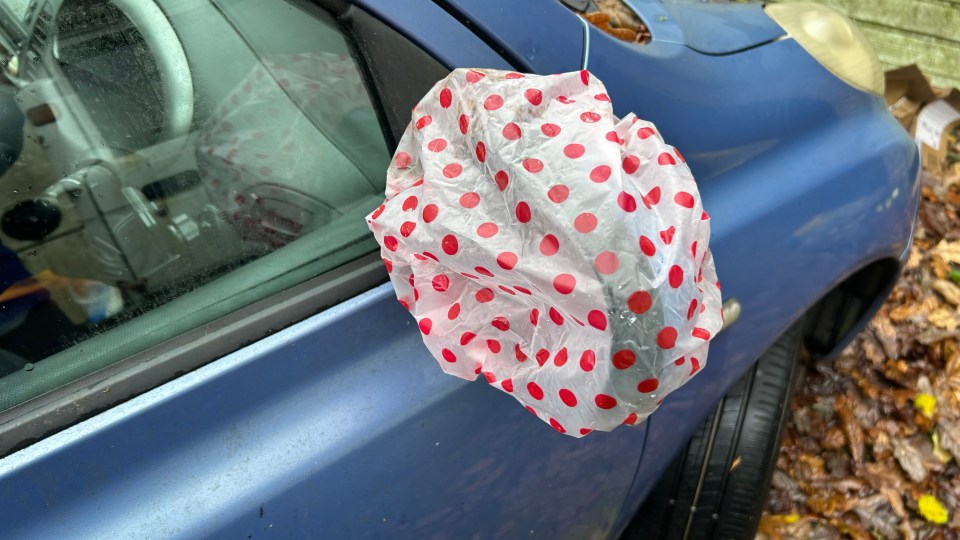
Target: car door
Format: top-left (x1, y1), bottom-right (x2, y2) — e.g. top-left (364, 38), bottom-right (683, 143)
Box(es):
top-left (0, 1), bottom-right (648, 538)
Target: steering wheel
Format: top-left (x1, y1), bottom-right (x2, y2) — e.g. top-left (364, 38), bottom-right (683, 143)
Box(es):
top-left (52, 0), bottom-right (194, 142)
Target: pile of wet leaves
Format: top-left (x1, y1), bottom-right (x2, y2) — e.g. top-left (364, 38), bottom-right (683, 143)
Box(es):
top-left (760, 163), bottom-right (960, 540)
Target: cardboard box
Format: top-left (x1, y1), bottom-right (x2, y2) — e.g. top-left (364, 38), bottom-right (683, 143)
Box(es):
top-left (884, 65), bottom-right (960, 172)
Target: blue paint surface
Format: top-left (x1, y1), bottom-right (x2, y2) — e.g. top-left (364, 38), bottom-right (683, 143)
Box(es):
top-left (0, 1), bottom-right (920, 538)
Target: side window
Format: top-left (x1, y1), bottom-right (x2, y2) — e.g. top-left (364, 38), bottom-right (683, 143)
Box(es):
top-left (0, 0), bottom-right (390, 407)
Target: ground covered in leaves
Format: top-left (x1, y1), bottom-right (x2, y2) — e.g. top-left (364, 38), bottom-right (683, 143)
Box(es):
top-left (759, 163), bottom-right (960, 540)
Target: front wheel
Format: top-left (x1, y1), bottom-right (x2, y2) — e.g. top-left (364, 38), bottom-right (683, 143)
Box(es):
top-left (623, 324), bottom-right (802, 540)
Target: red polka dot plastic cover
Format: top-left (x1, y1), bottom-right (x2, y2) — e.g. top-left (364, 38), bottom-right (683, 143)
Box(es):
top-left (366, 68), bottom-right (723, 437)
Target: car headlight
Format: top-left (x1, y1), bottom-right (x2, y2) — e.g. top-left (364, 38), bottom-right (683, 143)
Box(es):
top-left (765, 2), bottom-right (884, 96)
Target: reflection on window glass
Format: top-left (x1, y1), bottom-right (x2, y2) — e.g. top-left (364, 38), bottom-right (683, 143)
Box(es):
top-left (0, 0), bottom-right (387, 388)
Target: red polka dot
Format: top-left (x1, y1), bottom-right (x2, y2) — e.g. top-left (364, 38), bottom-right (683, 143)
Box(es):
top-left (432, 274), bottom-right (449, 292)
top-left (498, 285), bottom-right (516, 295)
top-left (525, 405), bottom-right (537, 416)
top-left (441, 234), bottom-right (459, 255)
top-left (657, 327), bottom-right (678, 349)
top-left (612, 349), bottom-right (636, 369)
top-left (702, 211), bottom-right (710, 220)
top-left (660, 226), bottom-right (676, 245)
top-left (536, 349), bottom-right (550, 367)
top-left (627, 290), bottom-right (652, 314)
top-left (400, 221), bottom-right (416, 237)
top-left (580, 111), bottom-right (601, 123)
top-left (559, 389), bottom-right (578, 407)
top-left (515, 285), bottom-right (532, 295)
top-left (382, 258), bottom-right (392, 272)
top-left (423, 252), bottom-right (438, 262)
top-left (594, 251), bottom-right (619, 274)
top-left (459, 114), bottom-right (469, 134)
top-left (587, 310), bottom-right (607, 330)
top-left (553, 274), bottom-right (576, 294)
top-left (522, 158), bottom-right (544, 173)
top-left (459, 192), bottom-right (481, 208)
top-left (690, 357), bottom-right (701, 375)
top-left (580, 70), bottom-right (590, 85)
top-left (675, 192), bottom-right (695, 208)
top-left (443, 163), bottom-right (462, 179)
top-left (687, 299), bottom-right (698, 320)
top-left (428, 138), bottom-right (447, 152)
top-left (439, 88), bottom-right (452, 108)
top-left (692, 327), bottom-right (712, 340)
top-left (580, 350), bottom-right (596, 371)
top-left (622, 155), bottom-right (640, 174)
top-left (399, 299), bottom-right (411, 310)
top-left (441, 348), bottom-right (457, 362)
top-left (691, 241), bottom-right (698, 259)
top-left (448, 303), bottom-right (460, 319)
top-left (637, 126), bottom-right (655, 139)
top-left (563, 144), bottom-right (585, 158)
top-left (595, 394), bottom-right (617, 409)
top-left (540, 235), bottom-right (560, 256)
top-left (475, 288), bottom-right (494, 303)
top-left (529, 308), bottom-right (540, 326)
top-left (674, 356), bottom-right (685, 366)
top-left (492, 317), bottom-right (510, 331)
top-left (465, 70), bottom-right (485, 83)
top-left (475, 142), bottom-right (486, 163)
top-left (594, 92), bottom-right (610, 101)
top-left (557, 96), bottom-right (575, 104)
top-left (515, 202), bottom-right (532, 223)
top-left (527, 382), bottom-right (544, 400)
top-left (477, 222), bottom-right (498, 238)
top-left (675, 148), bottom-right (686, 162)
top-left (606, 131), bottom-right (622, 143)
top-left (637, 378), bottom-right (659, 393)
top-left (422, 204), bottom-right (439, 223)
top-left (402, 196), bottom-right (418, 211)
top-left (475, 266), bottom-right (494, 277)
top-left (547, 184), bottom-right (569, 203)
top-left (419, 318), bottom-right (432, 335)
top-left (623, 413), bottom-right (638, 425)
top-left (590, 165), bottom-right (612, 183)
top-left (617, 192), bottom-right (637, 212)
top-left (488, 340), bottom-right (502, 353)
top-left (494, 170), bottom-right (509, 191)
top-left (541, 123), bottom-right (561, 137)
top-left (554, 347), bottom-right (569, 367)
top-left (549, 418), bottom-right (566, 433)
top-left (642, 187), bottom-right (662, 208)
top-left (383, 236), bottom-right (398, 251)
top-left (484, 94), bottom-right (504, 110)
top-left (371, 204), bottom-right (385, 220)
top-left (580, 428), bottom-right (593, 435)
top-left (506, 72), bottom-right (524, 79)
top-left (394, 152), bottom-right (411, 168)
top-left (574, 213), bottom-right (597, 233)
top-left (669, 265), bottom-right (684, 288)
top-left (502, 122), bottom-right (522, 140)
top-left (515, 344), bottom-right (528, 362)
top-left (549, 307), bottom-right (565, 325)
top-left (658, 152), bottom-right (677, 165)
top-left (415, 115), bottom-right (432, 129)
top-left (524, 88), bottom-right (543, 105)
top-left (497, 252), bottom-right (518, 270)
top-left (500, 377), bottom-right (513, 392)
top-left (483, 371), bottom-right (496, 383)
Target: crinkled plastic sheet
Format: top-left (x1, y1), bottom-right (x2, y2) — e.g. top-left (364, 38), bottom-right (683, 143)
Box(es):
top-left (367, 68), bottom-right (722, 437)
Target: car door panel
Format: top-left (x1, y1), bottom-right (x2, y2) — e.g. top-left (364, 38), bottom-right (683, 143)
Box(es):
top-left (0, 279), bottom-right (647, 539)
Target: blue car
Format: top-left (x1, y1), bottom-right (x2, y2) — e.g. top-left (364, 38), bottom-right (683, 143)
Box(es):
top-left (0, 0), bottom-right (919, 538)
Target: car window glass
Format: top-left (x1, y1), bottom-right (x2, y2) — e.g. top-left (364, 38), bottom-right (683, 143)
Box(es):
top-left (0, 0), bottom-right (388, 408)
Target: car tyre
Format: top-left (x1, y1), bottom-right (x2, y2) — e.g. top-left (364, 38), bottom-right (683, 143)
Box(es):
top-left (622, 323), bottom-right (802, 540)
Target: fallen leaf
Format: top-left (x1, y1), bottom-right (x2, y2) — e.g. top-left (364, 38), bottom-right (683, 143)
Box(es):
top-left (932, 279), bottom-right (960, 306)
top-left (934, 239), bottom-right (960, 265)
top-left (893, 437), bottom-right (928, 482)
top-left (917, 494), bottom-right (950, 524)
top-left (927, 307), bottom-right (959, 330)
